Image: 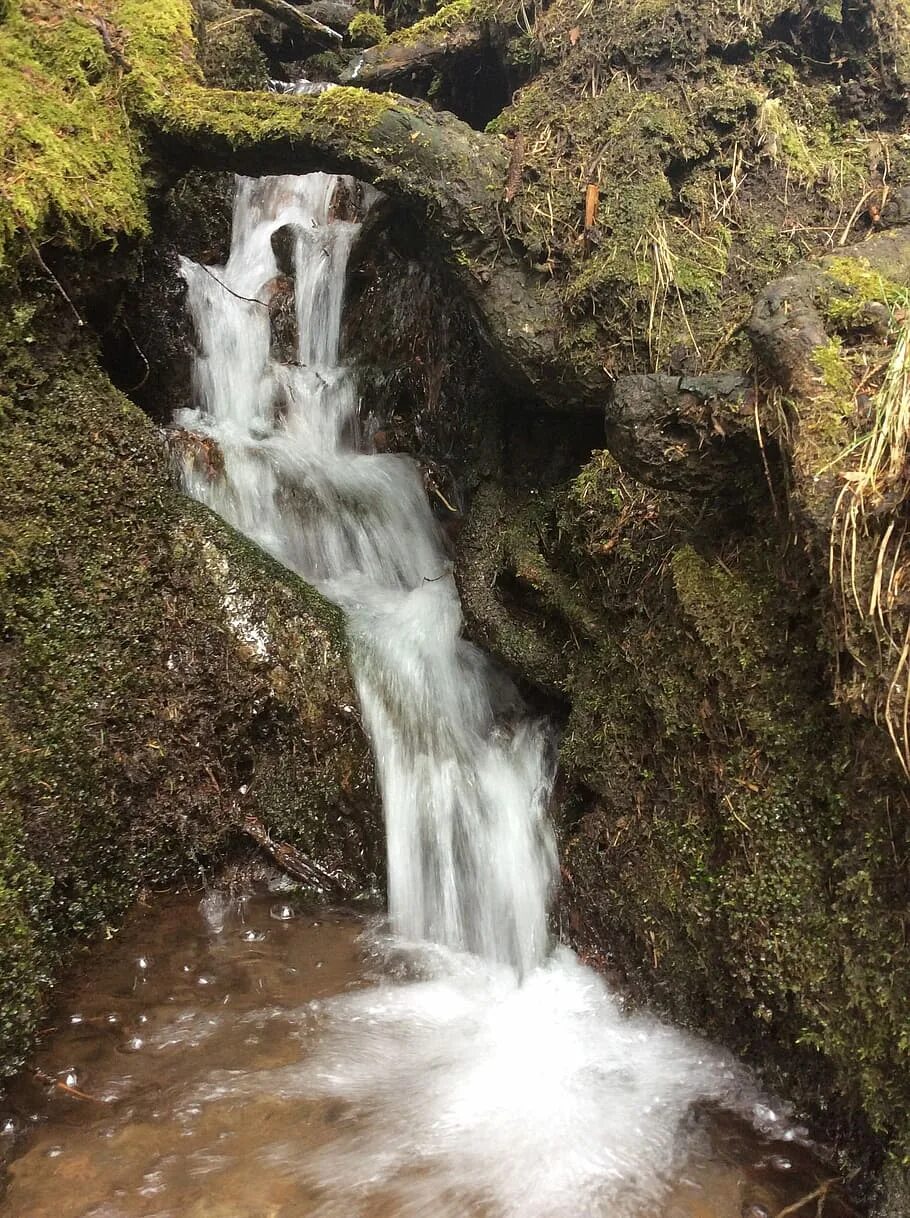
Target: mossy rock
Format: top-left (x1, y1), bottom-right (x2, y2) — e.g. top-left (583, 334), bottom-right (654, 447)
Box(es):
top-left (451, 440), bottom-right (910, 1193)
top-left (0, 283), bottom-right (378, 1077)
top-left (348, 10), bottom-right (387, 45)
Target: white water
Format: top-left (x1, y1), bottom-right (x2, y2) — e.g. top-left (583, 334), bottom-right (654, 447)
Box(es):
top-left (175, 173), bottom-right (795, 1217)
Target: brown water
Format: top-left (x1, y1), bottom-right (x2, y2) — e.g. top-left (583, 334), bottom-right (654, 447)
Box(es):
top-left (0, 887), bottom-right (854, 1218)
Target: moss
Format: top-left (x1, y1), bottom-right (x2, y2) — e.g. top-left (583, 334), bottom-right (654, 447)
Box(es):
top-left (821, 256), bottom-right (907, 331)
top-left (811, 335), bottom-right (854, 396)
top-left (452, 440), bottom-right (910, 1174)
top-left (0, 0), bottom-right (148, 262)
top-left (348, 10), bottom-right (387, 46)
top-left (382, 0), bottom-right (481, 43)
top-left (480, 0), bottom-right (906, 376)
top-left (197, 11), bottom-right (270, 90)
top-left (0, 284), bottom-right (376, 1076)
top-left (671, 545), bottom-right (769, 672)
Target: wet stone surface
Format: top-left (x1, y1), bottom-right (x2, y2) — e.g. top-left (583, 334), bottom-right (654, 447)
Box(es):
top-left (0, 888), bottom-right (854, 1218)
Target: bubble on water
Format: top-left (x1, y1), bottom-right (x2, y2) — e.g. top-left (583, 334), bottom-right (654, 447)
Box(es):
top-left (200, 891), bottom-right (232, 934)
top-left (270, 903), bottom-right (296, 921)
top-left (241, 929), bottom-right (266, 943)
top-left (69, 1013), bottom-right (83, 1025)
top-left (769, 1155), bottom-right (792, 1171)
top-left (62, 1070), bottom-right (79, 1089)
top-left (197, 975), bottom-right (216, 987)
top-left (121, 1036), bottom-right (145, 1053)
top-left (136, 956), bottom-right (150, 971)
top-left (1, 1117), bottom-right (17, 1137)
top-left (45, 1145), bottom-right (64, 1158)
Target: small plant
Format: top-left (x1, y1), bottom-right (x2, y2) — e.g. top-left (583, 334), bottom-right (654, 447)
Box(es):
top-left (829, 299), bottom-right (910, 772)
top-left (348, 11), bottom-right (387, 45)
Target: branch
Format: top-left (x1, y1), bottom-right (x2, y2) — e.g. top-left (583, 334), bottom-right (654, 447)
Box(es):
top-left (245, 0), bottom-right (342, 43)
top-left (340, 21), bottom-right (487, 89)
top-left (241, 813), bottom-right (352, 895)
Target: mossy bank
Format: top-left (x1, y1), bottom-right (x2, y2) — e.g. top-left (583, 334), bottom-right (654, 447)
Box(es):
top-left (0, 274), bottom-right (378, 1078)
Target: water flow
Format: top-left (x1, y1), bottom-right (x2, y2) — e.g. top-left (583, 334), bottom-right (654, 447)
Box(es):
top-left (174, 173), bottom-right (800, 1217)
top-left (177, 173), bottom-right (556, 974)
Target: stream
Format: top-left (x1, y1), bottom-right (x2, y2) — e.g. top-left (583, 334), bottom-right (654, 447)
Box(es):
top-left (0, 888), bottom-right (850, 1218)
top-left (0, 173), bottom-right (855, 1217)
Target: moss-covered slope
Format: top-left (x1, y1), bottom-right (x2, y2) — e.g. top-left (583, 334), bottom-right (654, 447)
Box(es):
top-left (0, 283), bottom-right (377, 1077)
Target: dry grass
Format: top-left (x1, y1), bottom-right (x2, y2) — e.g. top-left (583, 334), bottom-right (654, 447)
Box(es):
top-left (829, 303), bottom-right (910, 772)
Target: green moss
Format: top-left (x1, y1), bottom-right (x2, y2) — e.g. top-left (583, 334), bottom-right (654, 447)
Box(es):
top-left (671, 545), bottom-right (768, 672)
top-left (348, 10), bottom-right (387, 45)
top-left (481, 0), bottom-right (905, 376)
top-left (198, 9), bottom-right (269, 90)
top-left (0, 0), bottom-right (148, 262)
top-left (756, 96), bottom-right (867, 190)
top-left (0, 285), bottom-right (376, 1076)
top-left (821, 255), bottom-right (907, 330)
top-left (384, 0), bottom-right (480, 43)
top-left (457, 445), bottom-right (910, 1167)
top-left (811, 335), bottom-right (854, 395)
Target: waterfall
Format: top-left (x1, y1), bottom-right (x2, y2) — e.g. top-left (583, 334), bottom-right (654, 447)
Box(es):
top-left (174, 173), bottom-right (794, 1217)
top-left (177, 173), bottom-right (555, 974)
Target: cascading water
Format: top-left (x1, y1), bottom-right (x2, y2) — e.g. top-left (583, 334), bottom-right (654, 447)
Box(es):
top-left (174, 173), bottom-right (798, 1217)
top-left (177, 173), bottom-right (555, 974)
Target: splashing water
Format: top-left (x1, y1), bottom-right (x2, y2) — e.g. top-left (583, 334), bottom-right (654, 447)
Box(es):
top-left (174, 173), bottom-right (798, 1216)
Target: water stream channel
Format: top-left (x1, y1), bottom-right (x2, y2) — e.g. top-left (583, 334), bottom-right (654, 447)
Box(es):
top-left (0, 174), bottom-right (855, 1218)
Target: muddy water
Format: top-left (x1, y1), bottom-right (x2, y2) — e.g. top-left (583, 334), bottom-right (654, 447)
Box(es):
top-left (0, 887), bottom-right (851, 1218)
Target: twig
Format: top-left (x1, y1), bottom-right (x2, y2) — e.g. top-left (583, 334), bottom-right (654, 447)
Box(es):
top-left (122, 320), bottom-right (151, 392)
top-left (246, 0), bottom-right (342, 42)
top-left (207, 8), bottom-right (260, 32)
top-left (33, 1069), bottom-right (101, 1103)
top-left (774, 1179), bottom-right (837, 1218)
top-left (5, 201), bottom-right (84, 327)
top-left (197, 263), bottom-right (268, 309)
top-left (241, 813), bottom-right (350, 896)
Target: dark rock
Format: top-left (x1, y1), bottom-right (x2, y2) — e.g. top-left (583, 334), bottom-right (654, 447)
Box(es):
top-left (271, 223), bottom-right (301, 276)
top-left (297, 0), bottom-right (357, 32)
top-left (881, 185), bottom-right (910, 228)
top-left (604, 372), bottom-right (760, 494)
top-left (266, 273), bottom-right (298, 364)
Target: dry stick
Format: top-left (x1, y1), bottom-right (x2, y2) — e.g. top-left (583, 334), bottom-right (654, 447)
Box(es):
top-left (773, 1179), bottom-right (837, 1218)
top-left (207, 8), bottom-right (261, 31)
top-left (753, 395), bottom-right (780, 520)
top-left (33, 1069), bottom-right (101, 1103)
top-left (122, 320), bottom-right (151, 392)
top-left (246, 0), bottom-right (342, 42)
top-left (241, 813), bottom-right (350, 896)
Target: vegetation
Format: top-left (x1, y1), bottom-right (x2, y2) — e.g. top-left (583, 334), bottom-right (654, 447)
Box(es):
top-left (2, 0), bottom-right (910, 1208)
top-left (0, 275), bottom-right (378, 1075)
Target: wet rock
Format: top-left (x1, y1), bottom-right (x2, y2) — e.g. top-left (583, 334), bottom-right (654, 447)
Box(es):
top-left (266, 274), bottom-right (298, 364)
top-left (881, 184), bottom-right (910, 228)
top-left (604, 372), bottom-right (761, 495)
top-left (271, 224), bottom-right (301, 276)
top-left (167, 429), bottom-right (225, 481)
